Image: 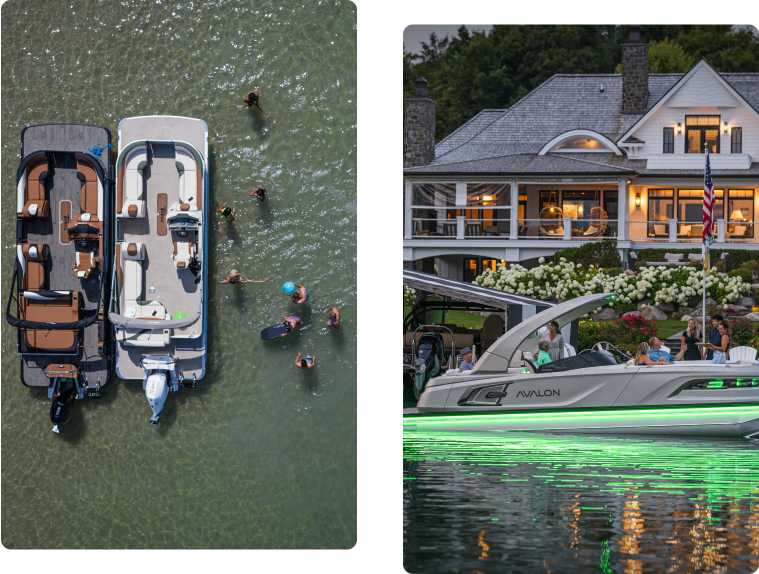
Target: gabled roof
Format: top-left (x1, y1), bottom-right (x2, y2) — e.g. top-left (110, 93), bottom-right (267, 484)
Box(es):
top-left (404, 65), bottom-right (759, 177)
top-left (618, 58), bottom-right (759, 143)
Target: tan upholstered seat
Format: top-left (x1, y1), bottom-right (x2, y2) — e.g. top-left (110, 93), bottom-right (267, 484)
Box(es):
top-left (19, 158), bottom-right (50, 218)
top-left (20, 291), bottom-right (81, 352)
top-left (17, 243), bottom-right (49, 291)
top-left (71, 251), bottom-right (96, 279)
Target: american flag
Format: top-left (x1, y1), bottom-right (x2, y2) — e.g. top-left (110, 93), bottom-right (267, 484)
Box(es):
top-left (703, 150), bottom-right (715, 245)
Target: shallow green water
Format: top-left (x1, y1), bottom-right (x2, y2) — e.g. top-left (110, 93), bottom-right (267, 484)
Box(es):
top-left (1, 0), bottom-right (356, 549)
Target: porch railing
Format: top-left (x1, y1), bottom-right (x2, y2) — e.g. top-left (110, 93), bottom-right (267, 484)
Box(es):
top-left (517, 218), bottom-right (618, 240)
top-left (628, 219), bottom-right (758, 242)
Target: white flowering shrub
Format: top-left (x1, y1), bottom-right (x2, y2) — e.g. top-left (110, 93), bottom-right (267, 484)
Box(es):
top-left (473, 259), bottom-right (751, 307)
top-left (404, 286), bottom-right (416, 307)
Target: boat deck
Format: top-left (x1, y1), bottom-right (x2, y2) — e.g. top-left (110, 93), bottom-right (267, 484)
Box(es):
top-left (19, 124), bottom-right (111, 388)
top-left (115, 117), bottom-right (207, 381)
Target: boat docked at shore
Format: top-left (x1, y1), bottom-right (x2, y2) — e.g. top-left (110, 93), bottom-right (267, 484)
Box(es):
top-left (6, 124), bottom-right (114, 433)
top-left (109, 116), bottom-right (209, 424)
top-left (405, 293), bottom-right (759, 438)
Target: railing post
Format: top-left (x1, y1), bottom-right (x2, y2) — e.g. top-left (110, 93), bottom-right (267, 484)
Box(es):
top-left (456, 215), bottom-right (465, 239)
top-left (717, 219), bottom-right (725, 242)
top-left (404, 180), bottom-right (412, 239)
top-left (563, 217), bottom-right (572, 241)
top-left (668, 218), bottom-right (676, 242)
top-left (509, 180), bottom-right (518, 240)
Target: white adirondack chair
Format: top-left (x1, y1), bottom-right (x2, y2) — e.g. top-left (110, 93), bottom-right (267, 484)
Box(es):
top-left (727, 346), bottom-right (757, 363)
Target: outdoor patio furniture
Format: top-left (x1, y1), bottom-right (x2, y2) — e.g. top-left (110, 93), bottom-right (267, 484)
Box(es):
top-left (443, 221), bottom-right (457, 236)
top-left (482, 225), bottom-right (500, 236)
top-left (465, 222), bottom-right (482, 236)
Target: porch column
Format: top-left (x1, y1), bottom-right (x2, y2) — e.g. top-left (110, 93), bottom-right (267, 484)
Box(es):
top-left (668, 218), bottom-right (677, 242)
top-left (717, 219), bottom-right (725, 242)
top-left (455, 182), bottom-right (467, 239)
top-left (509, 179), bottom-right (518, 240)
top-left (563, 217), bottom-right (572, 241)
top-left (456, 215), bottom-right (465, 239)
top-left (618, 177), bottom-right (628, 240)
top-left (404, 180), bottom-right (412, 239)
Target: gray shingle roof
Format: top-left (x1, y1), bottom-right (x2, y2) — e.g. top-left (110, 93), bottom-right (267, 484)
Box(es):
top-left (405, 67), bottom-right (759, 177)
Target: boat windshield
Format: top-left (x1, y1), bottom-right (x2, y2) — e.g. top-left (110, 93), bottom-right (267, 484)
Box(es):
top-left (535, 351), bottom-right (617, 374)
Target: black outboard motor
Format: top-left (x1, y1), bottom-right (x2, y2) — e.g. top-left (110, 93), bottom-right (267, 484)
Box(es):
top-left (413, 331), bottom-right (446, 399)
top-left (50, 377), bottom-right (77, 434)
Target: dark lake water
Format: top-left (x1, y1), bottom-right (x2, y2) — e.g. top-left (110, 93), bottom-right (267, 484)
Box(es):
top-left (1, 0), bottom-right (356, 549)
top-left (404, 431), bottom-right (759, 573)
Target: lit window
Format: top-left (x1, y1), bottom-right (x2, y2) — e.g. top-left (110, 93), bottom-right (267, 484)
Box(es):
top-left (554, 137), bottom-right (607, 150)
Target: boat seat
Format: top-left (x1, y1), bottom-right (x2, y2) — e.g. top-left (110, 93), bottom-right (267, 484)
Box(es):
top-left (120, 147), bottom-right (147, 218)
top-left (173, 241), bottom-right (195, 269)
top-left (116, 323), bottom-right (172, 348)
top-left (17, 244), bottom-right (49, 291)
top-left (76, 157), bottom-right (102, 220)
top-left (175, 148), bottom-right (199, 209)
top-left (20, 291), bottom-right (81, 353)
top-left (18, 157), bottom-right (50, 218)
top-left (121, 242), bottom-right (166, 320)
top-left (72, 251), bottom-right (96, 279)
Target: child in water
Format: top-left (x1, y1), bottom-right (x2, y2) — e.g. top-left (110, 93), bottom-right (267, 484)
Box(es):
top-left (327, 307), bottom-right (340, 329)
top-left (218, 202), bottom-right (236, 221)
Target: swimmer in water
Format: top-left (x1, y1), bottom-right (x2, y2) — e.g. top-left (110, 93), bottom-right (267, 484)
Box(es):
top-left (249, 187), bottom-right (267, 202)
top-left (283, 282), bottom-right (309, 304)
top-left (221, 269), bottom-right (248, 284)
top-left (218, 202), bottom-right (236, 221)
top-left (243, 91), bottom-right (260, 108)
top-left (327, 306), bottom-right (340, 329)
top-left (279, 315), bottom-right (300, 336)
top-left (294, 352), bottom-right (315, 369)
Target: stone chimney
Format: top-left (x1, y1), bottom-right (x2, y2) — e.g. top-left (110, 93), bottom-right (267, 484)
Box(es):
top-left (404, 77), bottom-right (436, 168)
top-left (621, 25), bottom-right (649, 113)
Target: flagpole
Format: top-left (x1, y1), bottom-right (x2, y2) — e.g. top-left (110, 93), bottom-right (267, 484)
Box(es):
top-left (702, 145), bottom-right (711, 357)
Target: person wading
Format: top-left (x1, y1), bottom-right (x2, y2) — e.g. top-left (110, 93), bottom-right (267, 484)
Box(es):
top-left (326, 306), bottom-right (340, 329)
top-left (243, 91), bottom-right (260, 108)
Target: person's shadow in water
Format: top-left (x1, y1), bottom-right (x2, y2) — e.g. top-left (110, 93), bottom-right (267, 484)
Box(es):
top-left (299, 367), bottom-right (318, 394)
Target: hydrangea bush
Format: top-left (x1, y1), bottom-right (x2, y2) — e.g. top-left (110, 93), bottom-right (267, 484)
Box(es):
top-left (404, 286), bottom-right (416, 307)
top-left (473, 257), bottom-right (751, 309)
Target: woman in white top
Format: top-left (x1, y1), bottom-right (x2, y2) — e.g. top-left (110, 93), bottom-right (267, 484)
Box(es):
top-left (535, 320), bottom-right (565, 361)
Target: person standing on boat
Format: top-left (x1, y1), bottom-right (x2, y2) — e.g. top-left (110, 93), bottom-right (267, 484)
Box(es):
top-left (648, 337), bottom-right (675, 363)
top-left (327, 307), bottom-right (340, 329)
top-left (218, 202), bottom-right (236, 221)
top-left (680, 319), bottom-right (703, 361)
top-left (250, 187), bottom-right (267, 202)
top-left (705, 320), bottom-right (732, 364)
top-left (704, 313), bottom-right (724, 361)
top-left (535, 321), bottom-right (564, 361)
top-left (295, 352), bottom-right (315, 369)
top-left (536, 339), bottom-right (552, 367)
top-left (283, 282), bottom-right (309, 304)
top-left (458, 347), bottom-right (475, 371)
top-left (244, 91), bottom-right (260, 108)
top-left (221, 269), bottom-right (248, 284)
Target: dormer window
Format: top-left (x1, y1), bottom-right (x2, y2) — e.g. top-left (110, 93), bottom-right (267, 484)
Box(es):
top-left (554, 137), bottom-right (607, 150)
top-left (686, 116), bottom-right (720, 154)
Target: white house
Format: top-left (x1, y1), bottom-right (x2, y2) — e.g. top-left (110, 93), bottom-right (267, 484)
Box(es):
top-left (403, 27), bottom-right (759, 282)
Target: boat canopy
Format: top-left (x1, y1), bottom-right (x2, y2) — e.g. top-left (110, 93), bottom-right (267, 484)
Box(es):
top-left (108, 312), bottom-right (200, 330)
top-left (471, 292), bottom-right (617, 374)
top-left (403, 269), bottom-right (554, 311)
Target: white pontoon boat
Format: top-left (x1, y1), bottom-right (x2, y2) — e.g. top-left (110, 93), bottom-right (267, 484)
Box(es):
top-left (109, 116), bottom-right (209, 424)
top-left (405, 293), bottom-right (759, 437)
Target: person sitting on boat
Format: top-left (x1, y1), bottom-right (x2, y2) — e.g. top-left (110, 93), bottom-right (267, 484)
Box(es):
top-left (458, 347), bottom-right (475, 371)
top-left (295, 352), bottom-right (315, 369)
top-left (283, 282), bottom-right (309, 304)
top-left (647, 337), bottom-right (675, 363)
top-left (536, 339), bottom-right (552, 367)
top-left (635, 342), bottom-right (669, 366)
top-left (250, 187), bottom-right (267, 202)
top-left (281, 315), bottom-right (300, 335)
top-left (705, 320), bottom-right (732, 364)
top-left (218, 202), bottom-right (236, 221)
top-left (704, 313), bottom-right (724, 361)
top-left (327, 306), bottom-right (340, 329)
top-left (535, 320), bottom-right (565, 361)
top-left (221, 269), bottom-right (248, 284)
top-left (244, 91), bottom-right (260, 108)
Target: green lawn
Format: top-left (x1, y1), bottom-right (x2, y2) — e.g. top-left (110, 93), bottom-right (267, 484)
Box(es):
top-left (403, 306), bottom-right (486, 329)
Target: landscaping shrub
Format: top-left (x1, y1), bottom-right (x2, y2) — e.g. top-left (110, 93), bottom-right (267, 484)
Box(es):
top-left (598, 314), bottom-right (659, 355)
top-left (404, 286), bottom-right (416, 306)
top-left (577, 318), bottom-right (601, 352)
top-left (730, 318), bottom-right (757, 348)
top-left (473, 258), bottom-right (751, 307)
top-left (634, 260), bottom-right (648, 271)
top-left (637, 249), bottom-right (759, 270)
top-left (728, 267), bottom-right (753, 284)
top-left (554, 239), bottom-right (622, 269)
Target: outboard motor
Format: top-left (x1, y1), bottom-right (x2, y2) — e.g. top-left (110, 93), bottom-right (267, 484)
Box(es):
top-left (141, 356), bottom-right (180, 425)
top-left (50, 377), bottom-right (77, 434)
top-left (413, 331), bottom-right (446, 399)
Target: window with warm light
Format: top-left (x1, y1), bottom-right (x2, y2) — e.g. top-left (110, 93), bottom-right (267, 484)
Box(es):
top-left (553, 137), bottom-right (607, 150)
top-left (410, 182), bottom-right (456, 237)
top-left (685, 116), bottom-right (720, 153)
top-left (464, 183), bottom-right (511, 237)
top-left (648, 189), bottom-right (674, 222)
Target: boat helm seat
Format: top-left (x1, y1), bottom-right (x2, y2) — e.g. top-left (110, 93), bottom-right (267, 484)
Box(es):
top-left (117, 323), bottom-right (172, 348)
top-left (17, 243), bottom-right (50, 291)
top-left (175, 148), bottom-right (200, 209)
top-left (173, 241), bottom-right (195, 269)
top-left (120, 147), bottom-right (147, 218)
top-left (71, 251), bottom-right (96, 279)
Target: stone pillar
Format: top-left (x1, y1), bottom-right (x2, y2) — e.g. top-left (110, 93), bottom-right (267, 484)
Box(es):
top-left (621, 26), bottom-right (649, 113)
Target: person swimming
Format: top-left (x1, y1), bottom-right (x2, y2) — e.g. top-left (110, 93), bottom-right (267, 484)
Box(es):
top-left (280, 315), bottom-right (300, 335)
top-left (250, 187), bottom-right (267, 202)
top-left (218, 202), bottom-right (236, 221)
top-left (327, 306), bottom-right (340, 329)
top-left (283, 282), bottom-right (309, 304)
top-left (221, 269), bottom-right (248, 284)
top-left (294, 352), bottom-right (315, 369)
top-left (243, 91), bottom-right (260, 108)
